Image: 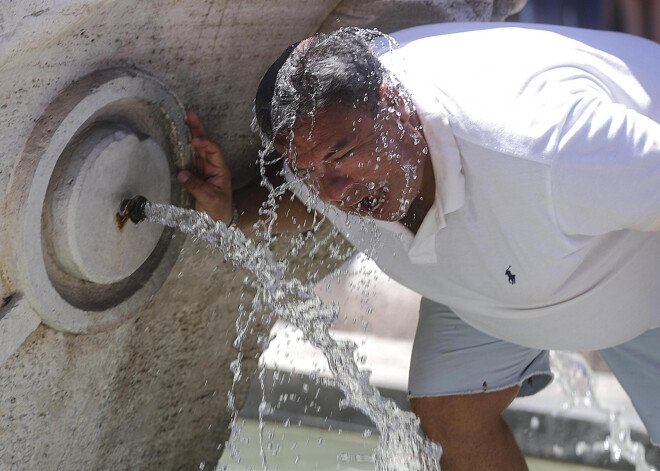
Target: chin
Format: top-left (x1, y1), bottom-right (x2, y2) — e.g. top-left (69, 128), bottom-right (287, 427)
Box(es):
top-left (336, 198), bottom-right (408, 222)
top-left (387, 200), bottom-right (412, 221)
top-left (372, 192), bottom-right (411, 221)
top-left (374, 206), bottom-right (407, 222)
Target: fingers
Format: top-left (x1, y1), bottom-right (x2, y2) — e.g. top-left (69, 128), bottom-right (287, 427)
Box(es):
top-left (177, 170), bottom-right (232, 223)
top-left (191, 137), bottom-right (224, 163)
top-left (186, 111), bottom-right (226, 169)
top-left (182, 111), bottom-right (234, 223)
top-left (187, 111), bottom-right (228, 172)
top-left (186, 110), bottom-right (209, 139)
top-left (191, 137), bottom-right (231, 186)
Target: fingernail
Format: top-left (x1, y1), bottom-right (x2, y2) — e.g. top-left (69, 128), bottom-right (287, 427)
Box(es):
top-left (177, 171), bottom-right (191, 183)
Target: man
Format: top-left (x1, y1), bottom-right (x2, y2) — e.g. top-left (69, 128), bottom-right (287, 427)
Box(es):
top-left (177, 23), bottom-right (660, 470)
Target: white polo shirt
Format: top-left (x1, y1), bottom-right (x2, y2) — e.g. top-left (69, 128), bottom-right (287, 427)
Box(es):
top-left (287, 23), bottom-right (660, 351)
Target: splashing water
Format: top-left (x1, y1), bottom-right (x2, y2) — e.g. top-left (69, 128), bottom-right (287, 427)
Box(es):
top-left (149, 24), bottom-right (656, 468)
top-left (550, 351), bottom-right (657, 471)
top-left (144, 201), bottom-right (443, 470)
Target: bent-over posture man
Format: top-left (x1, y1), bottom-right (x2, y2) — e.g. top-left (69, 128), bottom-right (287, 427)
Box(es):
top-left (177, 23), bottom-right (660, 470)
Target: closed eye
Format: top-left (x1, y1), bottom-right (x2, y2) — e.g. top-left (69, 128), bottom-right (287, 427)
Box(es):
top-left (325, 148), bottom-right (355, 169)
top-left (334, 150), bottom-right (354, 163)
top-left (323, 138), bottom-right (355, 163)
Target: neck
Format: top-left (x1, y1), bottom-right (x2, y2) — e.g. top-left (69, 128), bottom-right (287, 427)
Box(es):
top-left (400, 155), bottom-right (435, 234)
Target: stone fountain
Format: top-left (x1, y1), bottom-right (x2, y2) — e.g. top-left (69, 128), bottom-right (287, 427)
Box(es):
top-left (0, 1), bottom-right (524, 469)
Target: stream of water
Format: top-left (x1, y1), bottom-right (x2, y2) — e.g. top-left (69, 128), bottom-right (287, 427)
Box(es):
top-left (550, 351), bottom-right (656, 471)
top-left (144, 201), bottom-right (656, 471)
top-left (145, 202), bottom-right (442, 470)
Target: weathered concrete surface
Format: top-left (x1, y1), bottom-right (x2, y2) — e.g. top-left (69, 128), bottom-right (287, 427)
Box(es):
top-left (0, 0), bottom-right (524, 469)
top-left (0, 222), bottom-right (349, 470)
top-left (317, 0), bottom-right (526, 33)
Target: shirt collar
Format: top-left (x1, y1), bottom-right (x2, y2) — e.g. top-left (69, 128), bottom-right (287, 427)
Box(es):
top-left (374, 57), bottom-right (466, 264)
top-left (283, 52), bottom-right (465, 265)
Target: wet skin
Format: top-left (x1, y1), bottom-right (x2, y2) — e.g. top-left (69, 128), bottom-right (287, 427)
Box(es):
top-left (275, 84), bottom-right (436, 230)
top-left (178, 111), bottom-right (317, 234)
top-left (178, 85), bottom-right (436, 234)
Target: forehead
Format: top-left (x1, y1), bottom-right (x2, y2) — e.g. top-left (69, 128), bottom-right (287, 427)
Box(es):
top-left (277, 104), bottom-right (373, 164)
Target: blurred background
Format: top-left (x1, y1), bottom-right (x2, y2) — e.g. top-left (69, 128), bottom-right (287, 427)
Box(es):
top-left (509, 0), bottom-right (660, 42)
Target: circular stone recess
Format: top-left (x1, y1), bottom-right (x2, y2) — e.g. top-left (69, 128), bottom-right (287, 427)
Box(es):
top-left (4, 68), bottom-right (191, 333)
top-left (51, 125), bottom-right (170, 284)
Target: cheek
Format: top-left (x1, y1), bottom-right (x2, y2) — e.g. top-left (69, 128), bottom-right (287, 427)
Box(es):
top-left (384, 164), bottom-right (418, 194)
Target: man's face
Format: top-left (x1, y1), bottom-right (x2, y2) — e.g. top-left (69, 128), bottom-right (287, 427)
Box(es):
top-left (278, 93), bottom-right (428, 222)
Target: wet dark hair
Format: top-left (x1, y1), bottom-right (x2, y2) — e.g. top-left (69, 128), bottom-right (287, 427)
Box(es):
top-left (254, 28), bottom-right (386, 143)
top-left (254, 41), bottom-right (301, 142)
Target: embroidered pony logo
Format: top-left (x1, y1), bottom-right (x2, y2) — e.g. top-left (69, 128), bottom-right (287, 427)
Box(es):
top-left (505, 265), bottom-right (516, 284)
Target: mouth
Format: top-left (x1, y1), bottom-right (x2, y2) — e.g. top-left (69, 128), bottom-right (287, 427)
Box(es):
top-left (353, 187), bottom-right (387, 214)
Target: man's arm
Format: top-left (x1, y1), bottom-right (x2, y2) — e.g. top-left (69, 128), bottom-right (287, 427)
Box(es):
top-left (176, 111), bottom-right (314, 235)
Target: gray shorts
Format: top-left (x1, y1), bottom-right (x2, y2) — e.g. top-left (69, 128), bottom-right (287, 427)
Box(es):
top-left (409, 297), bottom-right (660, 445)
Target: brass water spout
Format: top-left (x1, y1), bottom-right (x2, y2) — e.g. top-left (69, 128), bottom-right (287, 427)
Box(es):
top-left (117, 195), bottom-right (148, 227)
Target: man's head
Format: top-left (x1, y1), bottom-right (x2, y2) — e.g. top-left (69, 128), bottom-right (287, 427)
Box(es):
top-left (254, 28), bottom-right (430, 222)
top-left (255, 28), bottom-right (385, 143)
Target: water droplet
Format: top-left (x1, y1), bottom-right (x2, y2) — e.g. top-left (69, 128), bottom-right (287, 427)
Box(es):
top-left (530, 416), bottom-right (540, 430)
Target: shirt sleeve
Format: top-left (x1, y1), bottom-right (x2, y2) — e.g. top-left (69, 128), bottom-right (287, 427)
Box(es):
top-left (551, 94), bottom-right (660, 235)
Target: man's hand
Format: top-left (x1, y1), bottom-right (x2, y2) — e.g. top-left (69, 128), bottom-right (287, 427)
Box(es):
top-left (177, 111), bottom-right (233, 224)
top-left (178, 110), bottom-right (315, 234)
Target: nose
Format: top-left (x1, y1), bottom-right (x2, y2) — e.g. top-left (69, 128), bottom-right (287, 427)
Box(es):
top-left (313, 168), bottom-right (355, 204)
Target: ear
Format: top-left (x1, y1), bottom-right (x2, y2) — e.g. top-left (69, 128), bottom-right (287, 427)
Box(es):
top-left (378, 82), bottom-right (410, 123)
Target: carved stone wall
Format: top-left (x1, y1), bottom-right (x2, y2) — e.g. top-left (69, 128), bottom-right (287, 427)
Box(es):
top-left (0, 1), bottom-right (524, 469)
